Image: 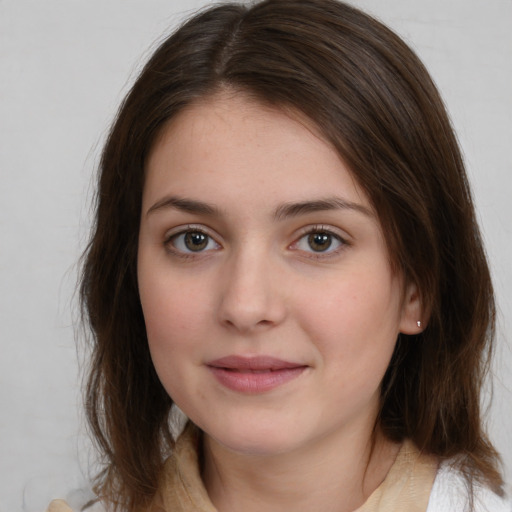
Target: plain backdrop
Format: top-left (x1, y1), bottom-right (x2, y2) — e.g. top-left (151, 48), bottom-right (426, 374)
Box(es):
top-left (0, 1), bottom-right (511, 510)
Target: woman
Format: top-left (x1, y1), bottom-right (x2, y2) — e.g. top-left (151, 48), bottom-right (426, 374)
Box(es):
top-left (48, 0), bottom-right (511, 510)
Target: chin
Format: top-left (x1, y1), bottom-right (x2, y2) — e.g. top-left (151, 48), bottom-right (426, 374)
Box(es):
top-left (200, 416), bottom-right (303, 456)
top-left (217, 432), bottom-right (297, 457)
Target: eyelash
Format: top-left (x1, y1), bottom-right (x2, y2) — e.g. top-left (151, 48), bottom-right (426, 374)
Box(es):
top-left (290, 225), bottom-right (349, 259)
top-left (163, 225), bottom-right (220, 259)
top-left (163, 224), bottom-right (349, 260)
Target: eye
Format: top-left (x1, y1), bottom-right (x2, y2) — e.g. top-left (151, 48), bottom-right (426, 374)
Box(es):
top-left (292, 229), bottom-right (345, 254)
top-left (166, 229), bottom-right (220, 254)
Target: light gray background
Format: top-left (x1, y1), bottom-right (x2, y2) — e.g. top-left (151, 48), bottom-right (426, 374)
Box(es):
top-left (1, 1), bottom-right (511, 511)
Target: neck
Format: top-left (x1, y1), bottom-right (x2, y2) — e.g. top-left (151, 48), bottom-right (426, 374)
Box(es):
top-left (201, 424), bottom-right (400, 512)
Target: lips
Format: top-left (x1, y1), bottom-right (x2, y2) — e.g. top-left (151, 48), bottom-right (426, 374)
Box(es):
top-left (206, 355), bottom-right (307, 393)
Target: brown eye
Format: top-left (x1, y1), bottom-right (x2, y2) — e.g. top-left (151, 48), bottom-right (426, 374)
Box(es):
top-left (307, 232), bottom-right (333, 252)
top-left (291, 229), bottom-right (345, 256)
top-left (168, 229), bottom-right (219, 254)
top-left (184, 231), bottom-right (209, 251)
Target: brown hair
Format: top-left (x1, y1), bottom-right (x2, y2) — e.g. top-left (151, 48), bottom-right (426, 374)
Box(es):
top-left (81, 0), bottom-right (502, 509)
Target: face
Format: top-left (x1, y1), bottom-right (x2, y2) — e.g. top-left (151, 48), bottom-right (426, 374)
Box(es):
top-left (138, 92), bottom-right (420, 457)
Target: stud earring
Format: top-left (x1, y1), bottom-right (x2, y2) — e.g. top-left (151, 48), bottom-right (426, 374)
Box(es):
top-left (417, 320), bottom-right (422, 328)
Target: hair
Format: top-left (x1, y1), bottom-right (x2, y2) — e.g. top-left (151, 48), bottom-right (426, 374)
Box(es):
top-left (80, 0), bottom-right (503, 510)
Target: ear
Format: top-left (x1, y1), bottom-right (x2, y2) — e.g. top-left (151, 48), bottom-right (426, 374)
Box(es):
top-left (399, 282), bottom-right (425, 334)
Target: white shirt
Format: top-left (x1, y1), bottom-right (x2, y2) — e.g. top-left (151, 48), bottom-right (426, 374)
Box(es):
top-left (427, 462), bottom-right (512, 512)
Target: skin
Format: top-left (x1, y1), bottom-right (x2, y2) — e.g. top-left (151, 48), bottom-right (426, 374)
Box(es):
top-left (138, 91), bottom-right (422, 512)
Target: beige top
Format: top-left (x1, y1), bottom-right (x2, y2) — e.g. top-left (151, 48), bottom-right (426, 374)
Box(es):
top-left (47, 425), bottom-right (438, 512)
top-left (153, 425), bottom-right (438, 512)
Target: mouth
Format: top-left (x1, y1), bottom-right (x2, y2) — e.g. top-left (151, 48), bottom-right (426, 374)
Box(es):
top-left (206, 355), bottom-right (308, 393)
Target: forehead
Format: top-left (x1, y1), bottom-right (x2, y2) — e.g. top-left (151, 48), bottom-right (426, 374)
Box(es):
top-left (150, 90), bottom-right (328, 162)
top-left (144, 91), bottom-right (371, 212)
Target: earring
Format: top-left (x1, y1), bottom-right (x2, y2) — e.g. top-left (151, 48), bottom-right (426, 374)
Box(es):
top-left (417, 320), bottom-right (422, 328)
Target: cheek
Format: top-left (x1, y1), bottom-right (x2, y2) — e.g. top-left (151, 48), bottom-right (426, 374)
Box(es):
top-left (137, 264), bottom-right (209, 386)
top-left (296, 269), bottom-right (401, 376)
top-left (142, 289), bottom-right (197, 343)
top-left (139, 276), bottom-right (208, 408)
top-left (138, 256), bottom-right (213, 340)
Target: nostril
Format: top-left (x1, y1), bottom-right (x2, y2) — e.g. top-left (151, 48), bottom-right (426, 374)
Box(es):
top-left (217, 269), bottom-right (287, 332)
top-left (221, 313), bottom-right (277, 333)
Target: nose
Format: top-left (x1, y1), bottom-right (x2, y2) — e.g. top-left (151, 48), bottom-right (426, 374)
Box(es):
top-left (217, 248), bottom-right (287, 333)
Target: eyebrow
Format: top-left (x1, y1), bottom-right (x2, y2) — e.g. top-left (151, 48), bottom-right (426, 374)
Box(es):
top-left (274, 197), bottom-right (373, 221)
top-left (146, 196), bottom-right (220, 217)
top-left (146, 195), bottom-right (373, 219)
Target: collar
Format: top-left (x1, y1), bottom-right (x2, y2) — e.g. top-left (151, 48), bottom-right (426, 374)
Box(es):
top-left (152, 423), bottom-right (438, 512)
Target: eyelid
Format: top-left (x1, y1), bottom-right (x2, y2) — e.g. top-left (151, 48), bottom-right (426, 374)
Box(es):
top-left (294, 224), bottom-right (350, 242)
top-left (163, 223), bottom-right (216, 240)
top-left (289, 224), bottom-right (350, 258)
top-left (163, 224), bottom-right (222, 256)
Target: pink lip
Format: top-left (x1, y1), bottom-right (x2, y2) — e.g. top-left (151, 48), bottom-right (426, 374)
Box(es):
top-left (206, 356), bottom-right (307, 393)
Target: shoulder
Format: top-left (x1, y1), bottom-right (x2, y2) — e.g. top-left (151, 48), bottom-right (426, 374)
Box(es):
top-left (46, 499), bottom-right (106, 512)
top-left (426, 462), bottom-right (512, 512)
